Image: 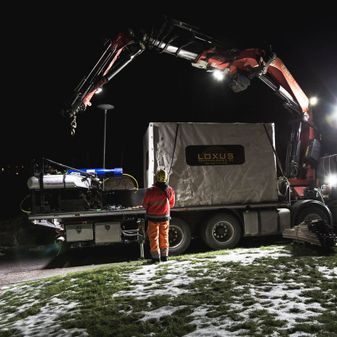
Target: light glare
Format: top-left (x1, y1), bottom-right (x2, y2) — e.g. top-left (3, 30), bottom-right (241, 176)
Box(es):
top-left (309, 96), bottom-right (318, 106)
top-left (326, 174), bottom-right (337, 187)
top-left (212, 70), bottom-right (225, 81)
top-left (326, 105), bottom-right (337, 127)
top-left (332, 106), bottom-right (337, 120)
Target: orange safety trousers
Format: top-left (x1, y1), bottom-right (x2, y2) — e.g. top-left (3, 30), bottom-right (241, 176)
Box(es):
top-left (147, 220), bottom-right (169, 259)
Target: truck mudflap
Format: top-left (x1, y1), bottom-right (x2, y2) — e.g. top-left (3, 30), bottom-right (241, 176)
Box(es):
top-left (283, 219), bottom-right (337, 248)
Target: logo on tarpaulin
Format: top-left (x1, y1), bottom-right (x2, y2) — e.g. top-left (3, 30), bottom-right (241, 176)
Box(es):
top-left (185, 145), bottom-right (245, 166)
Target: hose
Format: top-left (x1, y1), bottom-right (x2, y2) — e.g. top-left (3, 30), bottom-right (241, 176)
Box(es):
top-left (122, 173), bottom-right (139, 190)
top-left (20, 194), bottom-right (31, 214)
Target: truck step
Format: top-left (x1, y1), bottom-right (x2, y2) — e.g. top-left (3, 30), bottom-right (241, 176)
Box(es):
top-left (282, 220), bottom-right (337, 248)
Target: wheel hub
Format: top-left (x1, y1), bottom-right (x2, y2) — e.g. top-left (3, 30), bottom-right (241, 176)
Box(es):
top-left (212, 221), bottom-right (232, 242)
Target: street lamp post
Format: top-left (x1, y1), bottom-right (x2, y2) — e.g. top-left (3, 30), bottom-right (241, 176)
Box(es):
top-left (97, 104), bottom-right (114, 169)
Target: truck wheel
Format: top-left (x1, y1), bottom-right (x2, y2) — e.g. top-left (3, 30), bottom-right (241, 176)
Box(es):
top-left (169, 217), bottom-right (191, 256)
top-left (295, 205), bottom-right (331, 225)
top-left (202, 213), bottom-right (242, 250)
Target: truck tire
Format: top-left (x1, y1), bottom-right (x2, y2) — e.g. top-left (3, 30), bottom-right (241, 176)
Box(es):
top-left (169, 217), bottom-right (191, 256)
top-left (295, 204), bottom-right (331, 226)
top-left (202, 213), bottom-right (242, 250)
top-left (328, 200), bottom-right (337, 230)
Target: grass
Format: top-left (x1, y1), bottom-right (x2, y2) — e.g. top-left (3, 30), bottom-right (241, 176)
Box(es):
top-left (0, 244), bottom-right (336, 337)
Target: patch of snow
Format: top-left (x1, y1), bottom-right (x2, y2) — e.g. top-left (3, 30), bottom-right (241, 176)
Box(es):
top-left (318, 266), bottom-right (337, 279)
top-left (114, 261), bottom-right (205, 299)
top-left (212, 246), bottom-right (291, 265)
top-left (2, 297), bottom-right (88, 337)
top-left (139, 305), bottom-right (185, 321)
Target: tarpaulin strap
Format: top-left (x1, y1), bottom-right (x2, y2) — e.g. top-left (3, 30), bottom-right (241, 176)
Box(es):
top-left (263, 123), bottom-right (285, 177)
top-left (168, 123), bottom-right (180, 176)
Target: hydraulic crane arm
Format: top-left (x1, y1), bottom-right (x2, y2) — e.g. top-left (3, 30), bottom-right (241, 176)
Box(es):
top-left (67, 19), bottom-right (311, 123)
top-left (66, 18), bottom-right (318, 186)
top-left (68, 32), bottom-right (145, 132)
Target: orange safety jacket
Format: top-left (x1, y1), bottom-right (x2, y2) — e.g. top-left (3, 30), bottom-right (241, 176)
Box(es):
top-left (143, 185), bottom-right (175, 221)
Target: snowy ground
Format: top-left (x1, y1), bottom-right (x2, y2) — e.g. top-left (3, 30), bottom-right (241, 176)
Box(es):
top-left (0, 245), bottom-right (336, 337)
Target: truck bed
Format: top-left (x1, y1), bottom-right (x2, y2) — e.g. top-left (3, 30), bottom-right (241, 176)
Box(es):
top-left (28, 206), bottom-right (146, 221)
top-left (28, 201), bottom-right (289, 221)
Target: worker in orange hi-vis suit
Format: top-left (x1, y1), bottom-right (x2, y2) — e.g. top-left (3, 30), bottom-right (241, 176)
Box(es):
top-left (142, 169), bottom-right (175, 263)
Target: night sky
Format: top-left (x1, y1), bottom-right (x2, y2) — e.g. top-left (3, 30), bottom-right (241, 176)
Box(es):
top-left (2, 4), bottom-right (337, 214)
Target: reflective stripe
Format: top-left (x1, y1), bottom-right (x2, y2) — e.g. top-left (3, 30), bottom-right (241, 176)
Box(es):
top-left (147, 220), bottom-right (169, 259)
top-left (147, 214), bottom-right (170, 219)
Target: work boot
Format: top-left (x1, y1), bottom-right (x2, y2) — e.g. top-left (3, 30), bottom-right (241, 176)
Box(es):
top-left (161, 256), bottom-right (168, 262)
top-left (150, 258), bottom-right (160, 264)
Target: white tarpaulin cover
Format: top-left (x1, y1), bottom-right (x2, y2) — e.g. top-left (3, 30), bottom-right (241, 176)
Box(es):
top-left (144, 122), bottom-right (279, 207)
